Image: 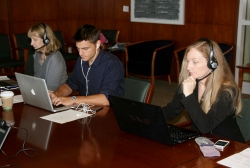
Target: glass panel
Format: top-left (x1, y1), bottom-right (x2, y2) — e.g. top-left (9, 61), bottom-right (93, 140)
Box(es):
top-left (243, 25), bottom-right (250, 81)
top-left (246, 0), bottom-right (250, 20)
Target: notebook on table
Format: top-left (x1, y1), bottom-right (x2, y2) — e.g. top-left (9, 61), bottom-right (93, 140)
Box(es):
top-left (0, 80), bottom-right (18, 91)
top-left (109, 95), bottom-right (201, 146)
top-left (15, 72), bottom-right (75, 112)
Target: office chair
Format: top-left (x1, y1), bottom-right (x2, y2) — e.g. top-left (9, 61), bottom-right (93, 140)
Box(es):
top-left (236, 98), bottom-right (250, 143)
top-left (125, 39), bottom-right (175, 85)
top-left (123, 78), bottom-right (154, 104)
top-left (0, 33), bottom-right (28, 75)
top-left (100, 30), bottom-right (119, 50)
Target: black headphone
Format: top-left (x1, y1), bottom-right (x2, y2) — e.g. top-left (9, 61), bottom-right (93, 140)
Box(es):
top-left (41, 23), bottom-right (50, 45)
top-left (198, 38), bottom-right (218, 71)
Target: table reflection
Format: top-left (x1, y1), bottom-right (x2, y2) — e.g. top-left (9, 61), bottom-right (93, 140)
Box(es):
top-left (78, 119), bottom-right (100, 166)
top-left (17, 105), bottom-right (53, 150)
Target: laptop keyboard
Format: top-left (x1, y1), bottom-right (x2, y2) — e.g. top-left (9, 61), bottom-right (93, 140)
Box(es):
top-left (53, 104), bottom-right (70, 111)
top-left (168, 125), bottom-right (201, 144)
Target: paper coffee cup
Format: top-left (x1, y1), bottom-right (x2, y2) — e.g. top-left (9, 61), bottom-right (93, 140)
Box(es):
top-left (2, 110), bottom-right (15, 126)
top-left (0, 91), bottom-right (14, 111)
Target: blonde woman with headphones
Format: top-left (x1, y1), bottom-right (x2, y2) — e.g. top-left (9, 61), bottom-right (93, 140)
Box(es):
top-left (28, 23), bottom-right (67, 91)
top-left (163, 38), bottom-right (244, 143)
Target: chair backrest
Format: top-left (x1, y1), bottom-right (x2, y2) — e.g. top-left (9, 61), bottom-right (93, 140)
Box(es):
top-left (236, 98), bottom-right (250, 142)
top-left (174, 47), bottom-right (187, 81)
top-left (12, 33), bottom-right (34, 60)
top-left (123, 78), bottom-right (154, 104)
top-left (126, 40), bottom-right (175, 62)
top-left (100, 30), bottom-right (119, 43)
top-left (217, 42), bottom-right (233, 65)
top-left (12, 33), bottom-right (35, 76)
top-left (0, 33), bottom-right (12, 59)
top-left (125, 39), bottom-right (175, 78)
top-left (53, 31), bottom-right (66, 53)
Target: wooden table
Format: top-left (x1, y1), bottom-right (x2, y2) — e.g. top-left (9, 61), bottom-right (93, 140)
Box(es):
top-left (0, 103), bottom-right (249, 168)
top-left (236, 63), bottom-right (250, 90)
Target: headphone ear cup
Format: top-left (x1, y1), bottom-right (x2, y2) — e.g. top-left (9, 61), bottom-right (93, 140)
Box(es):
top-left (43, 38), bottom-right (50, 45)
top-left (210, 61), bottom-right (218, 70)
top-left (41, 23), bottom-right (50, 45)
top-left (43, 32), bottom-right (50, 45)
top-left (200, 38), bottom-right (218, 71)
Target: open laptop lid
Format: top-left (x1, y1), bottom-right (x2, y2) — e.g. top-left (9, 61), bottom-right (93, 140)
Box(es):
top-left (109, 95), bottom-right (174, 145)
top-left (15, 72), bottom-right (65, 112)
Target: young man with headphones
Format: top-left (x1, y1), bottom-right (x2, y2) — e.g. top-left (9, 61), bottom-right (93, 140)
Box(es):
top-left (28, 23), bottom-right (68, 91)
top-left (50, 24), bottom-right (124, 106)
top-left (162, 38), bottom-right (245, 143)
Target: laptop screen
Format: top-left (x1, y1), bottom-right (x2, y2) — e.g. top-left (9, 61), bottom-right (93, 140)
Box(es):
top-left (109, 95), bottom-right (174, 145)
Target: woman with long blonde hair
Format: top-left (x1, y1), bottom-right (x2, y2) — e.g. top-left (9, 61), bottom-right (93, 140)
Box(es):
top-left (163, 38), bottom-right (244, 143)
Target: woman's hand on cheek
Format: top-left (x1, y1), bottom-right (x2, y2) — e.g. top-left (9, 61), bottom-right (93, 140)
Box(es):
top-left (182, 76), bottom-right (196, 97)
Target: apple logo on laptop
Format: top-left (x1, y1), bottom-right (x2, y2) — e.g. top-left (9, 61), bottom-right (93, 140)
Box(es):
top-left (31, 89), bottom-right (36, 95)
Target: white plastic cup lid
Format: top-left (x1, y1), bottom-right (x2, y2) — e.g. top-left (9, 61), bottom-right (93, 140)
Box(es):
top-left (0, 91), bottom-right (14, 97)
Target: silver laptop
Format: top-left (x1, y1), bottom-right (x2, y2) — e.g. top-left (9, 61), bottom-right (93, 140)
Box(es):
top-left (15, 72), bottom-right (73, 112)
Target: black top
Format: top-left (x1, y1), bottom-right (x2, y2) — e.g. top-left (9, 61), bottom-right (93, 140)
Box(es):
top-left (66, 50), bottom-right (124, 97)
top-left (162, 82), bottom-right (245, 143)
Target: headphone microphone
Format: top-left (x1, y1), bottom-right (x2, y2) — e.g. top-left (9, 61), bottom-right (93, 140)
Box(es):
top-left (196, 71), bottom-right (213, 82)
top-left (198, 38), bottom-right (218, 71)
top-left (35, 44), bottom-right (46, 51)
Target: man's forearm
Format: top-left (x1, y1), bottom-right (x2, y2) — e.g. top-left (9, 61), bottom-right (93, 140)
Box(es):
top-left (53, 83), bottom-right (73, 97)
top-left (75, 94), bottom-right (109, 106)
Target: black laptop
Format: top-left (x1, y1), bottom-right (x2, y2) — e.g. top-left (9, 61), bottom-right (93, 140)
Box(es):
top-left (109, 95), bottom-right (201, 146)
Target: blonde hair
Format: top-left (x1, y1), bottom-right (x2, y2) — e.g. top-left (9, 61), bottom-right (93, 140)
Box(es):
top-left (28, 23), bottom-right (61, 55)
top-left (179, 40), bottom-right (242, 115)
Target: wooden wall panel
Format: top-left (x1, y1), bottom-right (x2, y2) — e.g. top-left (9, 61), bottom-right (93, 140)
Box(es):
top-left (58, 19), bottom-right (96, 43)
top-left (113, 0), bottom-right (130, 20)
top-left (0, 0), bottom-right (240, 82)
top-left (95, 0), bottom-right (114, 19)
top-left (0, 0), bottom-right (8, 20)
top-left (0, 0), bottom-right (9, 33)
top-left (57, 0), bottom-right (95, 19)
top-left (11, 0), bottom-right (57, 21)
top-left (0, 21), bottom-right (9, 33)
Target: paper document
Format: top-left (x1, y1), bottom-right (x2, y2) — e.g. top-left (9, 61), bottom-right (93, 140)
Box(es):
top-left (40, 109), bottom-right (93, 124)
top-left (217, 148), bottom-right (250, 168)
top-left (0, 95), bottom-right (23, 106)
top-left (0, 76), bottom-right (10, 81)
